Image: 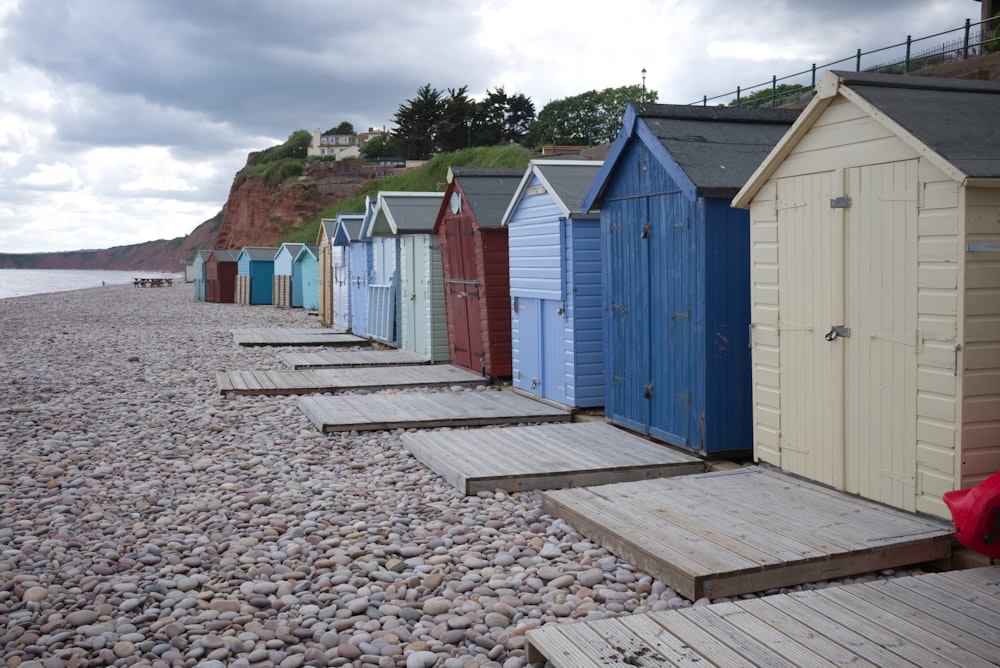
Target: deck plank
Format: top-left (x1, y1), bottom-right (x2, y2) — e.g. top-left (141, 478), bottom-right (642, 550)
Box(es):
top-left (527, 568), bottom-right (999, 668)
top-left (402, 422), bottom-right (703, 494)
top-left (231, 327), bottom-right (367, 347)
top-left (278, 349), bottom-right (431, 369)
top-left (216, 365), bottom-right (484, 396)
top-left (297, 390), bottom-right (570, 432)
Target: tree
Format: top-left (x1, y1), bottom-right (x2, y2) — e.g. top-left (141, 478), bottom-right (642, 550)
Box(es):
top-left (475, 87), bottom-right (535, 145)
top-left (392, 84), bottom-right (442, 160)
top-left (326, 121), bottom-right (356, 135)
top-left (524, 84), bottom-right (656, 148)
top-left (360, 133), bottom-right (397, 162)
top-left (435, 86), bottom-right (476, 153)
top-left (728, 84), bottom-right (806, 108)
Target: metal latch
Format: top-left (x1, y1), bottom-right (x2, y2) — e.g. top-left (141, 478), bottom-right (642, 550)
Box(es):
top-left (641, 222), bottom-right (651, 238)
top-left (825, 326), bottom-right (851, 341)
top-left (644, 383), bottom-right (653, 399)
top-left (830, 197), bottom-right (851, 209)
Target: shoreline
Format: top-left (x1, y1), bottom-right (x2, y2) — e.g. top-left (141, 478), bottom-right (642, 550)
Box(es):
top-left (0, 286), bottom-right (928, 667)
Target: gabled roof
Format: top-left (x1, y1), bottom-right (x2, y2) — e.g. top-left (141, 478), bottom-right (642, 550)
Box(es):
top-left (359, 195), bottom-right (378, 242)
top-left (367, 192), bottom-right (443, 237)
top-left (196, 249), bottom-right (213, 262)
top-left (583, 103), bottom-right (799, 211)
top-left (209, 250), bottom-right (241, 263)
top-left (734, 71), bottom-right (1000, 207)
top-left (293, 244), bottom-right (319, 262)
top-left (276, 243), bottom-right (304, 258)
top-left (239, 247), bottom-right (278, 262)
top-left (501, 160), bottom-right (603, 226)
top-left (446, 167), bottom-right (525, 228)
top-left (319, 219), bottom-right (338, 245)
top-left (333, 214), bottom-right (365, 247)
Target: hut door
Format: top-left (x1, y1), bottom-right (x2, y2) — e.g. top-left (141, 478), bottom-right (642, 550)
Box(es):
top-left (333, 249), bottom-right (349, 328)
top-left (776, 171), bottom-right (846, 488)
top-left (843, 161), bottom-right (918, 510)
top-left (401, 238), bottom-right (422, 354)
top-left (444, 216), bottom-right (483, 373)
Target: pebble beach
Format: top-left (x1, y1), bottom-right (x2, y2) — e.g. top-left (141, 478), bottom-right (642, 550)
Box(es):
top-left (0, 283), bottom-right (926, 668)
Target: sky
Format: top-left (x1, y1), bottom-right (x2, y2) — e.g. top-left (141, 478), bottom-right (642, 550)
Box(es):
top-left (0, 0), bottom-right (980, 254)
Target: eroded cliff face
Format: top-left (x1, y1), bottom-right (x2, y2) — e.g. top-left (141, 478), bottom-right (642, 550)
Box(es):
top-left (213, 178), bottom-right (321, 251)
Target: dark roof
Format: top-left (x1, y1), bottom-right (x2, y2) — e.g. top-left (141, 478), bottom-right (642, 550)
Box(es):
top-left (379, 193), bottom-right (442, 234)
top-left (834, 70), bottom-right (1000, 179)
top-left (241, 247), bottom-right (278, 262)
top-left (533, 162), bottom-right (603, 214)
top-left (451, 168), bottom-right (525, 227)
top-left (211, 250), bottom-right (241, 262)
top-left (278, 243), bottom-right (304, 257)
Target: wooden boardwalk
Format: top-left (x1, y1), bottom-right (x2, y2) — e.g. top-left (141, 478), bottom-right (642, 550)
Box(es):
top-left (231, 328), bottom-right (368, 347)
top-left (278, 349), bottom-right (430, 369)
top-left (216, 365), bottom-right (484, 396)
top-left (298, 390), bottom-right (571, 433)
top-left (402, 422), bottom-right (703, 495)
top-left (526, 566), bottom-right (999, 667)
top-left (542, 467), bottom-right (954, 601)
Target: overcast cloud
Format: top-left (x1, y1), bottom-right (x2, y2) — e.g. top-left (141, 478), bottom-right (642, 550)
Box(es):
top-left (0, 0), bottom-right (978, 253)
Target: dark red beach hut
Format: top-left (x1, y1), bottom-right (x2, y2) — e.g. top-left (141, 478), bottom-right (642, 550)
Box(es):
top-left (433, 167), bottom-right (523, 378)
top-left (206, 250), bottom-right (239, 303)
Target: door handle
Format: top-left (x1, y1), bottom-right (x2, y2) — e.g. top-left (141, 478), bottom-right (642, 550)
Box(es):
top-left (825, 326), bottom-right (851, 341)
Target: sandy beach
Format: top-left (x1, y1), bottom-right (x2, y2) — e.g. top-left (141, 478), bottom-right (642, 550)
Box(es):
top-left (0, 284), bottom-right (923, 668)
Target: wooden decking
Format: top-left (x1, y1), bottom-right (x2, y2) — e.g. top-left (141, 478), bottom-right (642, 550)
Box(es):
top-left (231, 328), bottom-right (368, 347)
top-left (402, 422), bottom-right (703, 495)
top-left (216, 364), bottom-right (485, 396)
top-left (298, 390), bottom-right (571, 433)
top-left (278, 349), bottom-right (431, 369)
top-left (542, 467), bottom-right (955, 601)
top-left (526, 566), bottom-right (999, 667)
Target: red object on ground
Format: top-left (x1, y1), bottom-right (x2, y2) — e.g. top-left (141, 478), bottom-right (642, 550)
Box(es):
top-left (943, 470), bottom-right (1000, 559)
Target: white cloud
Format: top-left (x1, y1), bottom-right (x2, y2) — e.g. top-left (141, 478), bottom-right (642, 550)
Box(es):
top-left (16, 161), bottom-right (82, 190)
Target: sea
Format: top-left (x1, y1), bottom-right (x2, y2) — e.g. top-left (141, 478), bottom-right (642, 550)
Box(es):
top-left (0, 269), bottom-right (182, 300)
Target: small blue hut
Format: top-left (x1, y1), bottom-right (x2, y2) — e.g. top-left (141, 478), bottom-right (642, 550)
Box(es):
top-left (192, 249), bottom-right (212, 301)
top-left (236, 247), bottom-right (277, 305)
top-left (502, 160), bottom-right (604, 408)
top-left (582, 103), bottom-right (798, 456)
top-left (272, 243), bottom-right (303, 307)
top-left (360, 195), bottom-right (401, 347)
top-left (292, 244), bottom-right (319, 310)
top-left (333, 212), bottom-right (370, 335)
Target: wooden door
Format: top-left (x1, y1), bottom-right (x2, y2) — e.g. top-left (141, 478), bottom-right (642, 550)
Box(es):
top-left (514, 297), bottom-right (542, 394)
top-left (444, 216), bottom-right (482, 372)
top-left (400, 238), bottom-right (421, 354)
top-left (333, 248), bottom-right (349, 329)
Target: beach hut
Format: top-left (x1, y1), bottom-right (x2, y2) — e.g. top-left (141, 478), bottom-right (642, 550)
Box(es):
top-left (333, 212), bottom-right (370, 335)
top-left (434, 167), bottom-right (523, 378)
top-left (206, 250), bottom-right (239, 303)
top-left (272, 243), bottom-right (303, 308)
top-left (317, 219), bottom-right (338, 327)
top-left (192, 250), bottom-right (211, 301)
top-left (732, 71), bottom-right (1000, 518)
top-left (502, 160), bottom-right (604, 408)
top-left (582, 103), bottom-right (798, 457)
top-left (368, 191), bottom-right (449, 361)
top-left (292, 244), bottom-right (319, 310)
top-left (360, 196), bottom-right (401, 347)
top-left (235, 247), bottom-right (277, 305)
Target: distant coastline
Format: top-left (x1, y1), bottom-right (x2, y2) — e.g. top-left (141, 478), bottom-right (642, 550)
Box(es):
top-left (0, 268), bottom-right (181, 300)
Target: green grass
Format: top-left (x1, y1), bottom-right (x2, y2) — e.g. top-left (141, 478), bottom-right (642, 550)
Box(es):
top-left (282, 145), bottom-right (534, 245)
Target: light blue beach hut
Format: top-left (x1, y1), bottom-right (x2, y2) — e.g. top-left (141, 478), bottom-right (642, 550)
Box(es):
top-left (333, 212), bottom-right (370, 335)
top-left (236, 247), bottom-right (277, 305)
top-left (368, 191), bottom-right (449, 361)
top-left (360, 195), bottom-right (401, 347)
top-left (292, 244), bottom-right (319, 310)
top-left (502, 160), bottom-right (604, 408)
top-left (192, 249), bottom-right (212, 302)
top-left (272, 243), bottom-right (303, 307)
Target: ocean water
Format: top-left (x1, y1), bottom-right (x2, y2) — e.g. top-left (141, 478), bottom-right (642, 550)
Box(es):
top-left (0, 269), bottom-right (181, 299)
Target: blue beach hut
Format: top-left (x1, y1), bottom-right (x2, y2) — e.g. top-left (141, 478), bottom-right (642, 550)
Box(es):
top-left (292, 244), bottom-right (319, 310)
top-left (333, 212), bottom-right (370, 335)
top-left (502, 160), bottom-right (604, 408)
top-left (582, 103), bottom-right (798, 456)
top-left (272, 243), bottom-right (303, 307)
top-left (360, 195), bottom-right (401, 347)
top-left (192, 249), bottom-right (212, 301)
top-left (368, 191), bottom-right (449, 361)
top-left (236, 247), bottom-right (277, 305)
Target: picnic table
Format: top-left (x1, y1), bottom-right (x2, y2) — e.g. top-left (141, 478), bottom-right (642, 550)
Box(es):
top-left (132, 277), bottom-right (174, 287)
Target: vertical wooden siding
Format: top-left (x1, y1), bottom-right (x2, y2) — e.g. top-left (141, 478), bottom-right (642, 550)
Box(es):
top-left (298, 256), bottom-right (319, 310)
top-left (564, 216), bottom-right (604, 408)
top-left (478, 228), bottom-right (513, 378)
top-left (319, 241), bottom-right (334, 327)
top-left (332, 247), bottom-right (349, 328)
top-left (349, 242), bottom-right (371, 337)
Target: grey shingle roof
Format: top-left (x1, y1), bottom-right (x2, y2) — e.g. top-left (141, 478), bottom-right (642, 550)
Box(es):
top-left (533, 162), bottom-right (603, 214)
top-left (379, 194), bottom-right (442, 234)
top-left (451, 168), bottom-right (524, 227)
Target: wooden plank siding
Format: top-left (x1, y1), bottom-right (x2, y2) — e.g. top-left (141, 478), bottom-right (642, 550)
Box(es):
top-left (297, 390), bottom-right (571, 433)
top-left (525, 567), bottom-right (1000, 668)
top-left (216, 364), bottom-right (485, 396)
top-left (402, 422), bottom-right (703, 494)
top-left (541, 467), bottom-right (953, 601)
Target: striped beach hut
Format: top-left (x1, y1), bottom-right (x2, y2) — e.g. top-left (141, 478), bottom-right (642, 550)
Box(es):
top-left (732, 71), bottom-right (1000, 518)
top-left (206, 250), bottom-right (239, 303)
top-left (236, 247), bottom-right (277, 305)
top-left (272, 243), bottom-right (303, 308)
top-left (434, 167), bottom-right (523, 378)
top-left (292, 244), bottom-right (319, 310)
top-left (502, 160), bottom-right (604, 408)
top-left (317, 219), bottom-right (338, 326)
top-left (333, 212), bottom-right (370, 335)
top-left (368, 191), bottom-right (449, 361)
top-left (192, 249), bottom-right (212, 301)
top-left (583, 103), bottom-right (798, 456)
top-left (360, 196), bottom-right (401, 346)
